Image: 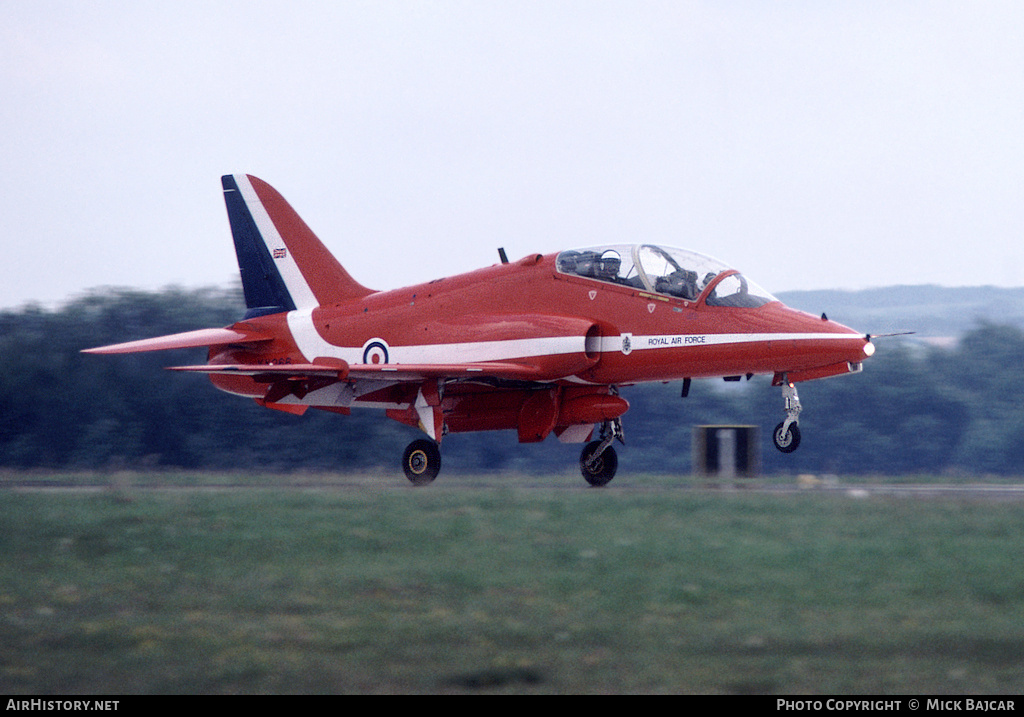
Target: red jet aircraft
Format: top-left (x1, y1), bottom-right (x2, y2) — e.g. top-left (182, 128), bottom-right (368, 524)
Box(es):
top-left (85, 175), bottom-right (876, 485)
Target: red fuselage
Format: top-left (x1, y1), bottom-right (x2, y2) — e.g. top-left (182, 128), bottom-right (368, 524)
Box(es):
top-left (82, 175), bottom-right (874, 480)
top-left (208, 250), bottom-right (870, 438)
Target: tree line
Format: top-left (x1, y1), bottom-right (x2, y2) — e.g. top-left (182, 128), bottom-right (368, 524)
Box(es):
top-left (1, 287), bottom-right (1021, 476)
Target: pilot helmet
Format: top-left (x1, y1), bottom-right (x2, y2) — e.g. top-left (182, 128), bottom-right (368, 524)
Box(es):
top-left (598, 249), bottom-right (621, 278)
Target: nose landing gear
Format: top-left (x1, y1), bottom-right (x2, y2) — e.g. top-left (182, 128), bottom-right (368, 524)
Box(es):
top-left (773, 380), bottom-right (802, 453)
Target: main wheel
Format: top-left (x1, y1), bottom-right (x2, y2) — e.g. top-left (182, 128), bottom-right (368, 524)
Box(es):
top-left (580, 441), bottom-right (618, 486)
top-left (402, 439), bottom-right (441, 485)
top-left (773, 422), bottom-right (801, 453)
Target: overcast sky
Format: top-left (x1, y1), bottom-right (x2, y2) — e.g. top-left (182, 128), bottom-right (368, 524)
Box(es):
top-left (3, 1), bottom-right (1022, 309)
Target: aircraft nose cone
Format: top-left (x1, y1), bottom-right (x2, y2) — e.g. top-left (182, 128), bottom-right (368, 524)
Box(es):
top-left (822, 320), bottom-right (874, 365)
top-left (770, 306), bottom-right (875, 380)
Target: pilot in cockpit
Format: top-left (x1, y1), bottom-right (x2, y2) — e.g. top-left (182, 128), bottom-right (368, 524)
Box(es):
top-left (596, 249), bottom-right (622, 283)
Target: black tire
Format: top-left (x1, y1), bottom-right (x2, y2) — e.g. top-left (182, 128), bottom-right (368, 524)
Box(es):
top-left (773, 422), bottom-right (801, 453)
top-left (402, 439), bottom-right (441, 485)
top-left (580, 441), bottom-right (618, 486)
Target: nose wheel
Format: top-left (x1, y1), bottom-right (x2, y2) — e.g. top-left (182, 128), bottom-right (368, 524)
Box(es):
top-left (773, 381), bottom-right (802, 453)
top-left (773, 421), bottom-right (801, 453)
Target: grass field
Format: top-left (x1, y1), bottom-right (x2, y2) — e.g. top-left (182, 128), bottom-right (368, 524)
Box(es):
top-left (2, 471), bottom-right (1024, 694)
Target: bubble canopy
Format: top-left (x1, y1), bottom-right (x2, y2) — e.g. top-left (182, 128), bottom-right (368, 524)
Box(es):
top-left (555, 244), bottom-right (778, 308)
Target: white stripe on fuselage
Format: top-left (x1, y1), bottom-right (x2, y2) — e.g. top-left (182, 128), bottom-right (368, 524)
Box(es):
top-left (603, 332), bottom-right (863, 353)
top-left (286, 308), bottom-right (589, 363)
top-left (286, 309), bottom-right (861, 367)
top-left (233, 174), bottom-right (319, 309)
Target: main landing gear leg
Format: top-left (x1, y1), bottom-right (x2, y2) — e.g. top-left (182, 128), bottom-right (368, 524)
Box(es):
top-left (580, 418), bottom-right (624, 487)
top-left (773, 380), bottom-right (802, 453)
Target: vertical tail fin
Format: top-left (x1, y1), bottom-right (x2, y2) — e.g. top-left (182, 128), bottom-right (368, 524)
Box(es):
top-left (222, 174), bottom-right (374, 318)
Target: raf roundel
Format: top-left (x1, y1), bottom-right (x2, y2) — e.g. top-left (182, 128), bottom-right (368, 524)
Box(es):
top-left (362, 339), bottom-right (390, 365)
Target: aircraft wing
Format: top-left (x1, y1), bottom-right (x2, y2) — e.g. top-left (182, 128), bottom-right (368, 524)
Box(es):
top-left (168, 360), bottom-right (554, 383)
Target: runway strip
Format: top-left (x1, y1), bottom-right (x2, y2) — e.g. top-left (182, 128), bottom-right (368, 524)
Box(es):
top-left (743, 482), bottom-right (1024, 501)
top-left (7, 476), bottom-right (1024, 500)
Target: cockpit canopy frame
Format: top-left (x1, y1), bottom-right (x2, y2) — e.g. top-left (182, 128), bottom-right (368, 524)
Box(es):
top-left (555, 244), bottom-right (778, 308)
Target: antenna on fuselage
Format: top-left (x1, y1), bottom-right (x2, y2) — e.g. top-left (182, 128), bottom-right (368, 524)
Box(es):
top-left (498, 247), bottom-right (509, 264)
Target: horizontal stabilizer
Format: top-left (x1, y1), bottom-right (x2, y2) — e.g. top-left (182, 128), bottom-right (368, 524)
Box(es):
top-left (82, 327), bottom-right (270, 355)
